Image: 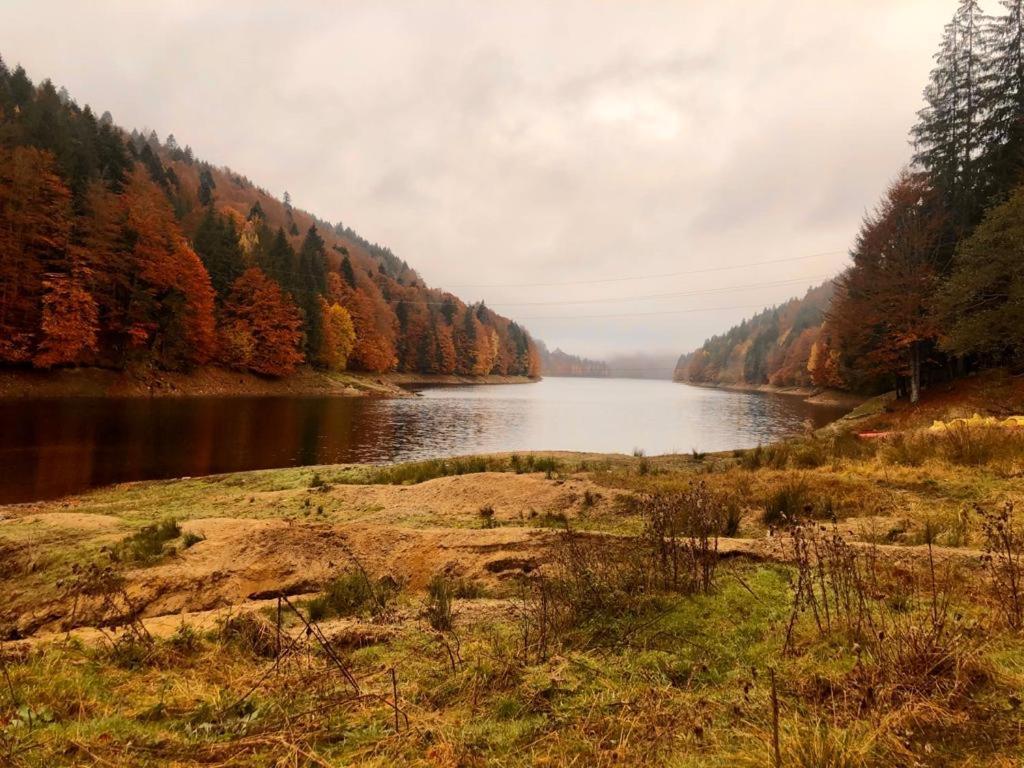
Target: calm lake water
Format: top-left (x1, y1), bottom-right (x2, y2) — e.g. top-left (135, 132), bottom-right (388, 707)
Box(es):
top-left (0, 378), bottom-right (847, 504)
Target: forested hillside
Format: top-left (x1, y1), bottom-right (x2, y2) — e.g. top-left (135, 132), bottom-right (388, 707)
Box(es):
top-left (678, 0), bottom-right (1024, 402)
top-left (0, 59), bottom-right (540, 379)
top-left (536, 341), bottom-right (609, 378)
top-left (674, 282), bottom-right (834, 389)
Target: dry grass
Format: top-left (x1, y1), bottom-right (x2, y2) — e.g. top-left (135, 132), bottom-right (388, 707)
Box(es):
top-left (3, 422), bottom-right (1024, 766)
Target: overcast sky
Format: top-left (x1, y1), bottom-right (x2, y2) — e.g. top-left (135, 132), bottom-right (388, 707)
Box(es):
top-left (1, 1), bottom-right (959, 358)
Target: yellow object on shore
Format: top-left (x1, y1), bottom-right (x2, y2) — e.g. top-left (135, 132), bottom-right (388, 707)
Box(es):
top-left (928, 413), bottom-right (1024, 431)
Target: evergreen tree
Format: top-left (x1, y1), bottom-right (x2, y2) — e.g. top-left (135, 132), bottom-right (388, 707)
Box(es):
top-left (297, 225), bottom-right (328, 358)
top-left (138, 143), bottom-right (168, 190)
top-left (340, 255), bottom-right (356, 288)
top-left (981, 1), bottom-right (1024, 201)
top-left (256, 227), bottom-right (298, 296)
top-left (913, 0), bottom-right (988, 231)
top-left (934, 182), bottom-right (1024, 364)
top-left (198, 167), bottom-right (216, 207)
top-left (192, 208), bottom-right (243, 299)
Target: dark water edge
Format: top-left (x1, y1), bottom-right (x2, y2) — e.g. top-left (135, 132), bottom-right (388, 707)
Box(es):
top-left (0, 378), bottom-right (847, 504)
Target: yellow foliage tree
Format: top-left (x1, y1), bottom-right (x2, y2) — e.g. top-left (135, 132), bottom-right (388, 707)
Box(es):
top-left (319, 300), bottom-right (356, 372)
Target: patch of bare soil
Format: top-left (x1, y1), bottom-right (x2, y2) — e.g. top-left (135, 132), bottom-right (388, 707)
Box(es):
top-left (321, 472), bottom-right (613, 524)
top-left (16, 518), bottom-right (552, 635)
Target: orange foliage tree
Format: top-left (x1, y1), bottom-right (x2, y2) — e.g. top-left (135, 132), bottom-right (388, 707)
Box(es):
top-left (829, 171), bottom-right (945, 402)
top-left (318, 275), bottom-right (356, 371)
top-left (33, 273), bottom-right (99, 368)
top-left (123, 169), bottom-right (216, 366)
top-left (0, 147), bottom-right (72, 362)
top-left (220, 268), bottom-right (305, 377)
top-left (345, 287), bottom-right (398, 372)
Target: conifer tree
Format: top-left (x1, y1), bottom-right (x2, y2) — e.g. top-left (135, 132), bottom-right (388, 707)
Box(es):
top-left (981, 0), bottom-right (1024, 200)
top-left (913, 0), bottom-right (988, 230)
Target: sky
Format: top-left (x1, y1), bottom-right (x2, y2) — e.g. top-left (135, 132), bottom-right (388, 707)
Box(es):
top-left (0, 1), bottom-right (960, 359)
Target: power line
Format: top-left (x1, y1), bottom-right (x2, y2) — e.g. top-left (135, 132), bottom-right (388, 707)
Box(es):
top-left (446, 250), bottom-right (847, 289)
top-left (519, 302), bottom-right (781, 320)
top-left (490, 274), bottom-right (833, 307)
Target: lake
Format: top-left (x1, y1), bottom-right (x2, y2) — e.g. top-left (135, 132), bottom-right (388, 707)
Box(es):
top-left (0, 377), bottom-right (847, 503)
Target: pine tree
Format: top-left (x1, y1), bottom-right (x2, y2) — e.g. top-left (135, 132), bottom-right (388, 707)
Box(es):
top-left (340, 255), bottom-right (356, 288)
top-left (913, 0), bottom-right (988, 230)
top-left (297, 225), bottom-right (328, 358)
top-left (198, 167), bottom-right (216, 207)
top-left (981, 1), bottom-right (1024, 200)
top-left (192, 208), bottom-right (244, 299)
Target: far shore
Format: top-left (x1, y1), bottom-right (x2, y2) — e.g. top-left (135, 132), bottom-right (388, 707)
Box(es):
top-left (0, 366), bottom-right (539, 400)
top-left (674, 378), bottom-right (869, 408)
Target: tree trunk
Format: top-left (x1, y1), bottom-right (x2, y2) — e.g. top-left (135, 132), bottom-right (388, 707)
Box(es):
top-left (909, 342), bottom-right (921, 405)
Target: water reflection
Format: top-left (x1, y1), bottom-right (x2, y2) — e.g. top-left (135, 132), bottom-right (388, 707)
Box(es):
top-left (0, 378), bottom-right (847, 503)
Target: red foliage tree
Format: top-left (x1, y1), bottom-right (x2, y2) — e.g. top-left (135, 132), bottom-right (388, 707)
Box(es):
top-left (220, 268), bottom-right (304, 377)
top-left (33, 272), bottom-right (99, 368)
top-left (829, 171), bottom-right (945, 402)
top-left (123, 169), bottom-right (216, 366)
top-left (0, 147), bottom-right (71, 363)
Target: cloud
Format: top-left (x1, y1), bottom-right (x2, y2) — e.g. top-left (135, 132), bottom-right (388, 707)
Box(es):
top-left (0, 0), bottom-right (953, 358)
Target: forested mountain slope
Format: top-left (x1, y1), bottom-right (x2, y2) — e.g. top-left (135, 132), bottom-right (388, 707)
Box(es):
top-left (536, 341), bottom-right (609, 378)
top-left (0, 58), bottom-right (540, 379)
top-left (674, 282), bottom-right (835, 389)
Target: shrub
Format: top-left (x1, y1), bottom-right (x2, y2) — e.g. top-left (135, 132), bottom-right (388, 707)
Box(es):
top-left (640, 482), bottom-right (724, 594)
top-left (978, 500), bottom-right (1024, 630)
top-left (452, 578), bottom-right (487, 599)
top-left (532, 511), bottom-right (568, 528)
top-left (941, 423), bottom-right (1024, 466)
top-left (113, 518), bottom-right (182, 563)
top-left (218, 612), bottom-right (278, 658)
top-left (306, 572), bottom-right (399, 621)
top-left (478, 505), bottom-right (497, 528)
top-left (722, 495), bottom-right (743, 537)
top-left (425, 575), bottom-right (455, 631)
top-left (761, 476), bottom-right (810, 527)
top-left (181, 531), bottom-right (205, 549)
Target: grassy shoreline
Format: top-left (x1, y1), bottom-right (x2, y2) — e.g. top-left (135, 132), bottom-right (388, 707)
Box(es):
top-left (0, 366), bottom-right (539, 400)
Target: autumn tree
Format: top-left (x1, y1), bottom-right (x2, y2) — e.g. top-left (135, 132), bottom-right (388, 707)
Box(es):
top-left (33, 272), bottom-right (99, 367)
top-left (220, 268), bottom-right (304, 377)
top-left (122, 169), bottom-right (216, 367)
top-left (0, 147), bottom-right (71, 362)
top-left (345, 287), bottom-right (398, 372)
top-left (317, 273), bottom-right (357, 371)
top-left (807, 328), bottom-right (845, 389)
top-left (828, 172), bottom-right (946, 402)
